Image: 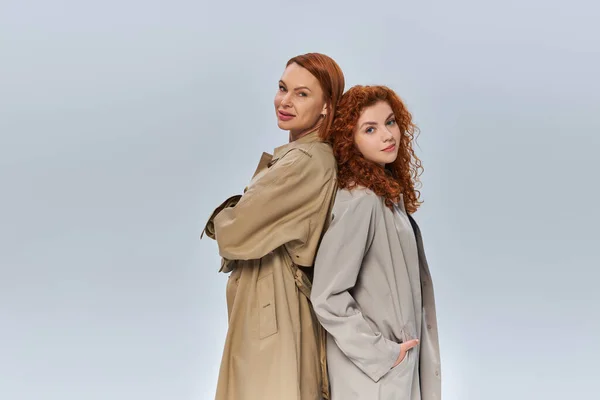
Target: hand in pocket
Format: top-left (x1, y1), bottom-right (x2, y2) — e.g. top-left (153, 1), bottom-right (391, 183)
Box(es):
top-left (393, 339), bottom-right (419, 367)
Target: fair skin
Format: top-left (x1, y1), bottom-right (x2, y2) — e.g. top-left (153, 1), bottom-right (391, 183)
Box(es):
top-left (274, 62), bottom-right (328, 142)
top-left (354, 100), bottom-right (402, 167)
top-left (354, 100), bottom-right (419, 367)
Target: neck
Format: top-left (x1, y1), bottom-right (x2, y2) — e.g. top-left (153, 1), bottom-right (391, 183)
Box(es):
top-left (289, 120), bottom-right (322, 143)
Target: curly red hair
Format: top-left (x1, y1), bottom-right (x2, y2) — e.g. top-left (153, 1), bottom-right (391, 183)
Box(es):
top-left (323, 85), bottom-right (424, 213)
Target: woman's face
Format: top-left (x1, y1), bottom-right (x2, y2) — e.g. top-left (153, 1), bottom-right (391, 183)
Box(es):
top-left (274, 62), bottom-right (327, 136)
top-left (353, 101), bottom-right (401, 167)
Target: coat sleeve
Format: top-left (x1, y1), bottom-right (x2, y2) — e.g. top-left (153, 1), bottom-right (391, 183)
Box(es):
top-left (310, 194), bottom-right (400, 383)
top-left (213, 148), bottom-right (334, 261)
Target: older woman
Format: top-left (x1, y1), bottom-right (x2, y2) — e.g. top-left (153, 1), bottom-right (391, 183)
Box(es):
top-left (203, 53), bottom-right (345, 400)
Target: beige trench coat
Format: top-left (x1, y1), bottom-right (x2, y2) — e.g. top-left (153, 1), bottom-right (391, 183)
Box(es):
top-left (202, 131), bottom-right (338, 400)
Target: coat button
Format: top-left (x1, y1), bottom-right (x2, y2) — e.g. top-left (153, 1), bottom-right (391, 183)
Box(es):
top-left (435, 370), bottom-right (439, 376)
top-left (427, 324), bottom-right (432, 330)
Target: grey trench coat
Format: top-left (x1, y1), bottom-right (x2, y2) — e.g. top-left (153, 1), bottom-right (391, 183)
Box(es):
top-left (311, 188), bottom-right (442, 400)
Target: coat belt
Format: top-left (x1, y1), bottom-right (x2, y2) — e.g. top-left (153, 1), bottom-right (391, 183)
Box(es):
top-left (288, 261), bottom-right (330, 400)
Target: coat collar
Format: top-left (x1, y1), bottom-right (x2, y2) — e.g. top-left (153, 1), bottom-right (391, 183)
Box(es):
top-left (273, 129), bottom-right (320, 159)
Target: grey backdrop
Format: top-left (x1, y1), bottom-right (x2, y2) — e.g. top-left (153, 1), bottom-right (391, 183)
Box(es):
top-left (1, 0), bottom-right (598, 399)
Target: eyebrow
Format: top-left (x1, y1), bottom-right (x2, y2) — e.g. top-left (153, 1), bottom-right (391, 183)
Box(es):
top-left (279, 80), bottom-right (312, 92)
top-left (359, 112), bottom-right (395, 129)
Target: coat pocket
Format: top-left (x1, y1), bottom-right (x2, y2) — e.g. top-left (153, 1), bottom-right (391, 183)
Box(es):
top-left (379, 348), bottom-right (415, 400)
top-left (257, 273), bottom-right (278, 339)
top-left (387, 345), bottom-right (413, 377)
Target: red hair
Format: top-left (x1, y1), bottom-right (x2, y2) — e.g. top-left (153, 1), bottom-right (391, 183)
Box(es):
top-left (323, 85), bottom-right (424, 213)
top-left (287, 53), bottom-right (345, 139)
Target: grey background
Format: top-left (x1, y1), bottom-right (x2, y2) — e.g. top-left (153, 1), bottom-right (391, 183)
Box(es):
top-left (1, 0), bottom-right (598, 399)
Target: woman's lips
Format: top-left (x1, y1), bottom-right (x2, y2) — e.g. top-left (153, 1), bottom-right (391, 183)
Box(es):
top-left (278, 110), bottom-right (295, 121)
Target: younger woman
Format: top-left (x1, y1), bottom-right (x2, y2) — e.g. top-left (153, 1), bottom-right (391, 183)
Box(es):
top-left (311, 85), bottom-right (441, 400)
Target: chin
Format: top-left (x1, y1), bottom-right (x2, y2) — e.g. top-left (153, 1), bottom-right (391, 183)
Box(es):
top-left (277, 120), bottom-right (291, 130)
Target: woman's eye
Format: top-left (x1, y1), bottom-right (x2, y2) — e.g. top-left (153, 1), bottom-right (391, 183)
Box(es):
top-left (279, 85), bottom-right (286, 92)
top-left (298, 92), bottom-right (307, 97)
top-left (386, 119), bottom-right (396, 126)
top-left (366, 127), bottom-right (375, 134)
